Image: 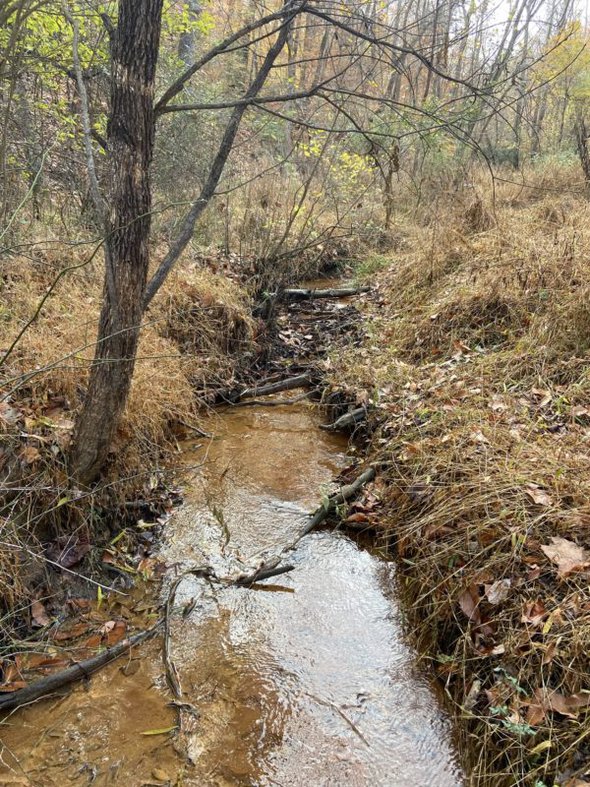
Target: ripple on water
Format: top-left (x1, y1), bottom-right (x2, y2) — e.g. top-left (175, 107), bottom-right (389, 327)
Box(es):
top-left (162, 405), bottom-right (463, 786)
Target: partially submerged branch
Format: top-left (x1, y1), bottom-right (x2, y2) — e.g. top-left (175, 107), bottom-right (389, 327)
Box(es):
top-left (300, 467), bottom-right (376, 538)
top-left (321, 407), bottom-right (368, 432)
top-left (0, 624), bottom-right (162, 712)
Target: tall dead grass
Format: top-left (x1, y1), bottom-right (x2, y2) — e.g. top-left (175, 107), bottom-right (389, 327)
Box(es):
top-left (0, 247), bottom-right (256, 623)
top-left (335, 183), bottom-right (590, 786)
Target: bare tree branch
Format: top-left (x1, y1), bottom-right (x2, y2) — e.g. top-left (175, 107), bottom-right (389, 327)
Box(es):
top-left (144, 1), bottom-right (307, 307)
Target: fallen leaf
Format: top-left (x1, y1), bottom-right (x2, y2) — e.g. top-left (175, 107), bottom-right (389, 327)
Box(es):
top-left (20, 446), bottom-right (40, 464)
top-left (458, 585), bottom-right (481, 624)
top-left (484, 579), bottom-right (511, 605)
top-left (522, 600), bottom-right (547, 626)
top-left (528, 688), bottom-right (590, 722)
top-left (531, 388), bottom-right (552, 407)
top-left (464, 678), bottom-right (481, 710)
top-left (30, 599), bottom-right (50, 627)
top-left (345, 512), bottom-right (371, 525)
top-left (46, 537), bottom-right (91, 568)
top-left (152, 769), bottom-right (170, 782)
top-left (541, 536), bottom-right (590, 578)
top-left (0, 680), bottom-right (27, 693)
top-left (525, 484), bottom-right (553, 507)
top-left (100, 620), bottom-right (127, 646)
top-left (529, 739), bottom-right (552, 755)
top-left (22, 653), bottom-right (69, 671)
top-left (140, 726), bottom-right (177, 736)
top-left (67, 598), bottom-right (92, 612)
top-left (0, 402), bottom-right (21, 426)
top-left (470, 429), bottom-right (490, 445)
top-left (52, 622), bottom-right (91, 642)
top-left (542, 641), bottom-right (557, 665)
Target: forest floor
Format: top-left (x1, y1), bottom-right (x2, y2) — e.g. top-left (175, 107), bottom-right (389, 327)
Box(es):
top-left (328, 190), bottom-right (590, 786)
top-left (3, 175), bottom-right (590, 786)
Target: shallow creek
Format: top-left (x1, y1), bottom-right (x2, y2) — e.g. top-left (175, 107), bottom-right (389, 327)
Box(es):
top-left (0, 403), bottom-right (462, 786)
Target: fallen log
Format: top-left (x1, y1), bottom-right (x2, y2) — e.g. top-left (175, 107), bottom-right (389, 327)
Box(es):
top-left (320, 407), bottom-right (367, 431)
top-left (239, 374), bottom-right (311, 399)
top-left (300, 467), bottom-right (376, 537)
top-left (0, 623), bottom-right (162, 712)
top-left (280, 286), bottom-right (370, 301)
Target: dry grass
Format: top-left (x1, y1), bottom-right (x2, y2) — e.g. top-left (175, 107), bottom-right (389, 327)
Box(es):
top-left (334, 184), bottom-right (590, 786)
top-left (0, 248), bottom-right (256, 623)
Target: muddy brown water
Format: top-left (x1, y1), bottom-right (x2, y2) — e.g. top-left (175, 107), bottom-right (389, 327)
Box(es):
top-left (0, 403), bottom-right (462, 786)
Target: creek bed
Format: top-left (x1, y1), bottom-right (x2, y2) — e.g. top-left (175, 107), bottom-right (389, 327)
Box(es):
top-left (0, 402), bottom-right (462, 786)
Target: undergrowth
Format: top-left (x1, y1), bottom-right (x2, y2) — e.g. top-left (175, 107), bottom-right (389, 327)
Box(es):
top-left (0, 247), bottom-right (257, 639)
top-left (332, 177), bottom-right (590, 786)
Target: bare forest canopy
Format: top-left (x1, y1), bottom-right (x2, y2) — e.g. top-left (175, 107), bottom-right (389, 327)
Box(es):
top-left (1, 0), bottom-right (590, 483)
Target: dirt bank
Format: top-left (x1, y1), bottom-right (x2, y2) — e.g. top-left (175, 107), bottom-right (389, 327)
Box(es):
top-left (329, 193), bottom-right (590, 786)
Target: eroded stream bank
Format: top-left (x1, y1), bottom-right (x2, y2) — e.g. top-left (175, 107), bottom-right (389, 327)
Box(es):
top-left (1, 400), bottom-right (461, 786)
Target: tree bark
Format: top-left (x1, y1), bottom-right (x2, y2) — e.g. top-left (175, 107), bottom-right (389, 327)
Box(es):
top-left (574, 107), bottom-right (590, 187)
top-left (69, 0), bottom-right (164, 485)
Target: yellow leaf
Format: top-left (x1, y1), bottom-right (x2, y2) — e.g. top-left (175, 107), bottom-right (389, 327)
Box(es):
top-left (140, 726), bottom-right (177, 736)
top-left (529, 739), bottom-right (551, 755)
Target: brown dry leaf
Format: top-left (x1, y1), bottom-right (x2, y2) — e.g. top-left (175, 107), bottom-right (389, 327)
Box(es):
top-left (82, 634), bottom-right (103, 649)
top-left (47, 538), bottom-right (91, 569)
top-left (521, 599), bottom-right (547, 626)
top-left (458, 585), bottom-right (481, 624)
top-left (525, 484), bottom-right (553, 507)
top-left (2, 662), bottom-right (21, 683)
top-left (529, 688), bottom-right (590, 721)
top-left (541, 536), bottom-right (590, 578)
top-left (524, 688), bottom-right (547, 726)
top-left (531, 388), bottom-right (552, 407)
top-left (53, 621), bottom-right (91, 642)
top-left (30, 599), bottom-right (50, 627)
top-left (0, 401), bottom-right (21, 426)
top-left (67, 598), bottom-right (92, 612)
top-left (0, 680), bottom-right (27, 693)
top-left (100, 620), bottom-right (127, 646)
top-left (542, 641), bottom-right (557, 665)
top-left (23, 653), bottom-right (69, 671)
top-left (20, 445), bottom-right (40, 464)
top-left (484, 579), bottom-right (511, 605)
top-left (346, 512), bottom-right (371, 524)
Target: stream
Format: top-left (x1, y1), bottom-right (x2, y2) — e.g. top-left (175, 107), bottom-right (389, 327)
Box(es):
top-left (0, 402), bottom-right (462, 786)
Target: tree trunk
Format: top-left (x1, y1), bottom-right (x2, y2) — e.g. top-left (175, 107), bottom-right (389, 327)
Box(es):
top-left (574, 107), bottom-right (590, 187)
top-left (69, 0), bottom-right (163, 485)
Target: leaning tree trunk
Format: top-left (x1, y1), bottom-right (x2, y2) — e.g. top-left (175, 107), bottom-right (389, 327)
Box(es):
top-left (69, 0), bottom-right (164, 485)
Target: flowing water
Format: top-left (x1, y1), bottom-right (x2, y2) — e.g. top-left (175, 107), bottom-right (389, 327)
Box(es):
top-left (0, 402), bottom-right (462, 787)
